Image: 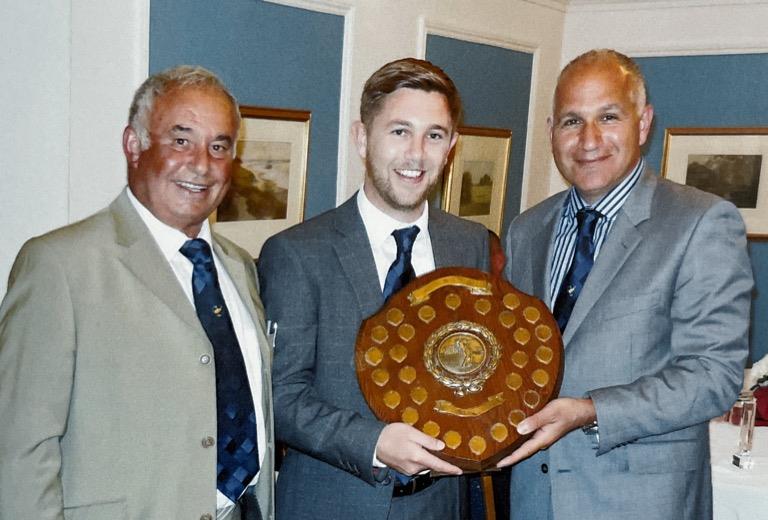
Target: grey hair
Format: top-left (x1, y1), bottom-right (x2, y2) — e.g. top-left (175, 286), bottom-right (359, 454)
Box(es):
top-left (556, 49), bottom-right (648, 113)
top-left (128, 65), bottom-right (241, 150)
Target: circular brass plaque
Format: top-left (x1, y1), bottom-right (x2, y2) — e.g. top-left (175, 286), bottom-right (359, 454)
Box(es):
top-left (355, 267), bottom-right (563, 471)
top-left (424, 322), bottom-right (500, 396)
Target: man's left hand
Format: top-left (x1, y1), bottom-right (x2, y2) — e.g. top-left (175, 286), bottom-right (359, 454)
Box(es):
top-left (496, 397), bottom-right (596, 467)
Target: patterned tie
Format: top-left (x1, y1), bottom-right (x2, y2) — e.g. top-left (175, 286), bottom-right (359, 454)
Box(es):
top-left (180, 239), bottom-right (259, 502)
top-left (553, 209), bottom-right (602, 332)
top-left (382, 226), bottom-right (420, 301)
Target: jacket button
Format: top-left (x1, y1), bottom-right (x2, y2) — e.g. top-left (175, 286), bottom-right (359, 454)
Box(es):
top-left (541, 463), bottom-right (549, 473)
top-left (200, 514), bottom-right (213, 520)
top-left (200, 354), bottom-right (211, 365)
top-left (202, 436), bottom-right (215, 448)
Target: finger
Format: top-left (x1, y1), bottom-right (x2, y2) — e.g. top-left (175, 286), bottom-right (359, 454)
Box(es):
top-left (418, 451), bottom-right (462, 475)
top-left (405, 427), bottom-right (446, 451)
top-left (495, 438), bottom-right (541, 468)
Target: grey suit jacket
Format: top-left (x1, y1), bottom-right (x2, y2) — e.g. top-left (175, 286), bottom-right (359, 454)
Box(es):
top-left (0, 190), bottom-right (275, 520)
top-left (257, 195), bottom-right (489, 520)
top-left (504, 168), bottom-right (753, 520)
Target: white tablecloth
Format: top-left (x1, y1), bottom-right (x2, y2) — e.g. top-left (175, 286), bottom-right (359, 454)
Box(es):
top-left (710, 421), bottom-right (768, 520)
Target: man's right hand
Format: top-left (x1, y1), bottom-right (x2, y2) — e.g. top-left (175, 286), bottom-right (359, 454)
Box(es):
top-left (375, 423), bottom-right (463, 476)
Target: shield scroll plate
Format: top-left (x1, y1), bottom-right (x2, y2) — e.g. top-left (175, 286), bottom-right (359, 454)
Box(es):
top-left (355, 267), bottom-right (563, 471)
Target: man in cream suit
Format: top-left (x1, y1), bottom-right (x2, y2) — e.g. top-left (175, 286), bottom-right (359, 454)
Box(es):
top-left (0, 66), bottom-right (274, 520)
top-left (257, 58), bottom-right (489, 519)
top-left (498, 49), bottom-right (753, 520)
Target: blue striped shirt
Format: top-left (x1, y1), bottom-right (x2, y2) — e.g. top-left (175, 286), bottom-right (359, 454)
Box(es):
top-left (547, 157), bottom-right (645, 308)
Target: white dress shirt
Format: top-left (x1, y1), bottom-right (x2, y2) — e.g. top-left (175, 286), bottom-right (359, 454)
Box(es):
top-left (356, 189), bottom-right (435, 288)
top-left (127, 189), bottom-right (265, 518)
top-left (357, 189), bottom-right (435, 468)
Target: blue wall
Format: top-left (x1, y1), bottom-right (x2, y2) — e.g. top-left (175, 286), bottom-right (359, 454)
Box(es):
top-left (150, 0), bottom-right (343, 219)
top-left (426, 36), bottom-right (533, 234)
top-left (636, 54), bottom-right (768, 363)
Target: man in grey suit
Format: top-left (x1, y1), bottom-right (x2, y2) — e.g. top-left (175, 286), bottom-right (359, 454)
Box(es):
top-left (497, 49), bottom-right (753, 519)
top-left (258, 58), bottom-right (489, 519)
top-left (0, 66), bottom-right (274, 520)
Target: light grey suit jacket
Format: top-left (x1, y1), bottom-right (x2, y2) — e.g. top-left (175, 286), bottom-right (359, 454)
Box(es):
top-left (503, 168), bottom-right (753, 520)
top-left (0, 190), bottom-right (274, 520)
top-left (257, 195), bottom-right (489, 520)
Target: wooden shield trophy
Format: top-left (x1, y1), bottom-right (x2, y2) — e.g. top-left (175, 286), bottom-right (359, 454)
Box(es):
top-left (355, 267), bottom-right (563, 471)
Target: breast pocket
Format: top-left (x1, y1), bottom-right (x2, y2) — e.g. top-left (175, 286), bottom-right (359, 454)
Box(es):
top-left (596, 292), bottom-right (662, 323)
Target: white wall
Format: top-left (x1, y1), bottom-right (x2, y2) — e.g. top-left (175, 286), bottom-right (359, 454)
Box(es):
top-left (266, 0), bottom-right (567, 211)
top-left (1, 0), bottom-right (149, 296)
top-left (0, 0), bottom-right (566, 299)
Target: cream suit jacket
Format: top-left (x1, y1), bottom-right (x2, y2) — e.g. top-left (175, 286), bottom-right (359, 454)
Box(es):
top-left (0, 190), bottom-right (274, 520)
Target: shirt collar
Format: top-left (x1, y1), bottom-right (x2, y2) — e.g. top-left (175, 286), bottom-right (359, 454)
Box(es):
top-left (356, 188), bottom-right (429, 248)
top-left (126, 187), bottom-right (213, 262)
top-left (562, 156), bottom-right (645, 221)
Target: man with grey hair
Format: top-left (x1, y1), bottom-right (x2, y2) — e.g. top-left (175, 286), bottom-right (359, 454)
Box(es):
top-left (0, 65), bottom-right (274, 520)
top-left (498, 49), bottom-right (752, 519)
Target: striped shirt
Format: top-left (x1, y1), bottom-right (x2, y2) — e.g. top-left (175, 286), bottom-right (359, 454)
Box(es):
top-left (547, 157), bottom-right (645, 308)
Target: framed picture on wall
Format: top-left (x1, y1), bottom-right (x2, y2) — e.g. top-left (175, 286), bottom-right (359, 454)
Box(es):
top-left (213, 106), bottom-right (311, 257)
top-left (442, 126), bottom-right (512, 235)
top-left (661, 127), bottom-right (768, 238)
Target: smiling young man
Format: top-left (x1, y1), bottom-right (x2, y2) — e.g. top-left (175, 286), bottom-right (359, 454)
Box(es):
top-left (257, 58), bottom-right (489, 520)
top-left (499, 49), bottom-right (753, 520)
top-left (0, 66), bottom-right (274, 520)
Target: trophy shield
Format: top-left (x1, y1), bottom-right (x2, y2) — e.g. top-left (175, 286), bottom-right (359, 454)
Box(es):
top-left (355, 267), bottom-right (563, 472)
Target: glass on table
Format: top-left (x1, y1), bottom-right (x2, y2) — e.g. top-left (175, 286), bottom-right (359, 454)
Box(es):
top-left (732, 390), bottom-right (756, 469)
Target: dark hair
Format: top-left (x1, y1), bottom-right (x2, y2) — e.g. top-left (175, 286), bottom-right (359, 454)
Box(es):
top-left (360, 58), bottom-right (462, 130)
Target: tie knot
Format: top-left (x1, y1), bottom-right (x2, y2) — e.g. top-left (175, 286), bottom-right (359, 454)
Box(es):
top-left (392, 226), bottom-right (420, 255)
top-left (180, 238), bottom-right (214, 267)
top-left (576, 209), bottom-right (601, 234)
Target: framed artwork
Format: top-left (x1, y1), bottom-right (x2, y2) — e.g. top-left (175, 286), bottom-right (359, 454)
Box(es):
top-left (661, 127), bottom-right (768, 238)
top-left (213, 105), bottom-right (311, 257)
top-left (442, 126), bottom-right (512, 234)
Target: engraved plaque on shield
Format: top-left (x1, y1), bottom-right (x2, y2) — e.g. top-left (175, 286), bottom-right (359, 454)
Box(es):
top-left (355, 267), bottom-right (563, 471)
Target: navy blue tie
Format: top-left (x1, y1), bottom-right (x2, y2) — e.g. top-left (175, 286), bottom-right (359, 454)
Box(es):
top-left (553, 209), bottom-right (601, 332)
top-left (382, 226), bottom-right (420, 301)
top-left (180, 239), bottom-right (259, 502)
top-left (381, 226), bottom-right (420, 486)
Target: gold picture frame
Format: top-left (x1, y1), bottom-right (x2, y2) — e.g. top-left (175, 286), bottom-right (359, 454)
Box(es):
top-left (442, 126), bottom-right (512, 235)
top-left (213, 105), bottom-right (311, 257)
top-left (661, 127), bottom-right (768, 238)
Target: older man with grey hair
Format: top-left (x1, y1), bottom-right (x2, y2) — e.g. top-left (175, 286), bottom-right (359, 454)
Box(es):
top-left (0, 65), bottom-right (274, 520)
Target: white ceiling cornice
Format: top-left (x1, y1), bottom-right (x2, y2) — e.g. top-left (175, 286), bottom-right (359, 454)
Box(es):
top-left (522, 0), bottom-right (768, 12)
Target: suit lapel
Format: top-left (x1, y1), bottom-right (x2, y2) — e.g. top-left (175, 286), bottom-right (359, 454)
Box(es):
top-left (110, 191), bottom-right (201, 331)
top-left (530, 201), bottom-right (564, 304)
top-left (213, 237), bottom-right (274, 441)
top-left (429, 210), bottom-right (460, 268)
top-left (332, 197), bottom-right (385, 318)
top-left (213, 237), bottom-right (266, 328)
top-left (563, 169), bottom-right (656, 343)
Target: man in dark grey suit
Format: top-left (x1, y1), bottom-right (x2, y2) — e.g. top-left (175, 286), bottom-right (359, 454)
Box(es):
top-left (258, 58), bottom-right (489, 519)
top-left (498, 49), bottom-right (753, 520)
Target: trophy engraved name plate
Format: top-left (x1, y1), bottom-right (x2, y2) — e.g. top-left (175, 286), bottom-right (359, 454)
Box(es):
top-left (355, 267), bottom-right (563, 471)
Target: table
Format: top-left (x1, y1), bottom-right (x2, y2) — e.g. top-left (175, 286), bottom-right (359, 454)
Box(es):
top-left (710, 421), bottom-right (768, 519)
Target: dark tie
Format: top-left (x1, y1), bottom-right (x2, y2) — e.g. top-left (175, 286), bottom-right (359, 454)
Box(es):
top-left (382, 226), bottom-right (420, 301)
top-left (553, 209), bottom-right (601, 332)
top-left (381, 226), bottom-right (420, 487)
top-left (180, 239), bottom-right (259, 503)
